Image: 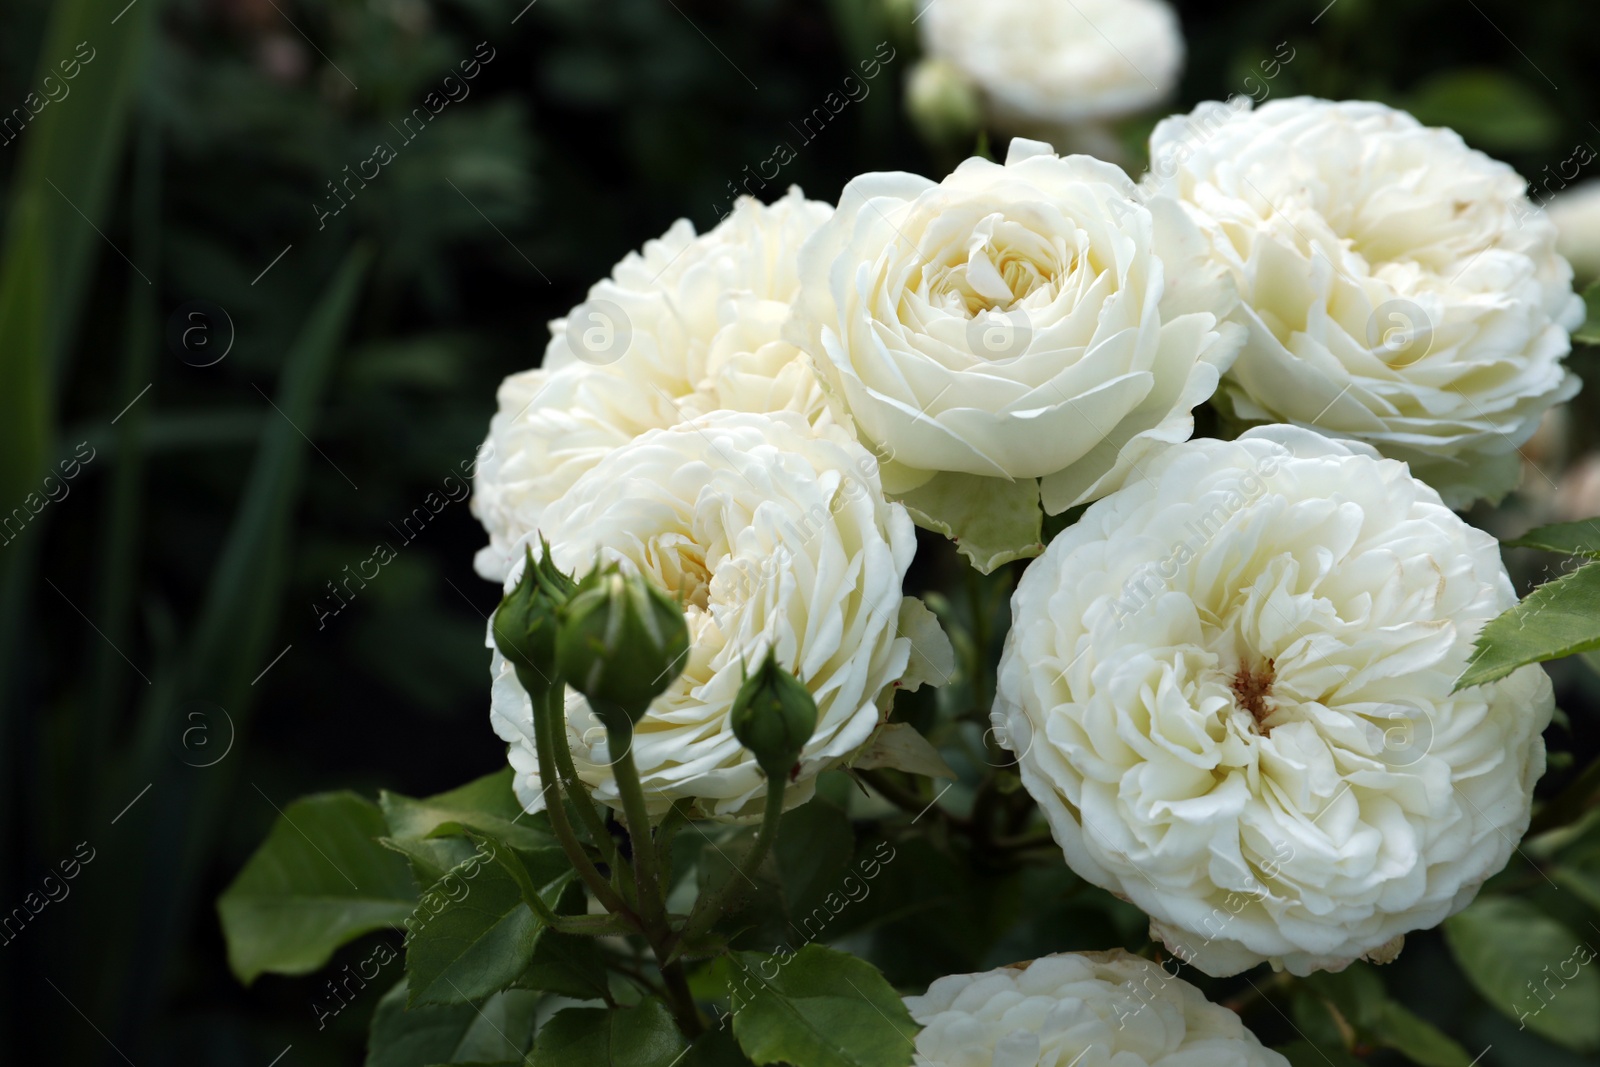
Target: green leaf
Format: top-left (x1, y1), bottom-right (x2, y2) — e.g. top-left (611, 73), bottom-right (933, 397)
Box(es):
top-left (849, 723), bottom-right (955, 781)
top-left (1506, 518), bottom-right (1600, 558)
top-left (383, 835), bottom-right (487, 889)
top-left (1304, 965), bottom-right (1385, 1032)
top-left (367, 978), bottom-right (539, 1067)
top-left (1576, 283), bottom-right (1600, 346)
top-left (217, 791), bottom-right (417, 984)
top-left (686, 1027), bottom-right (757, 1067)
top-left (517, 928), bottom-right (610, 1000)
top-left (1405, 69), bottom-right (1560, 152)
top-left (381, 768), bottom-right (554, 853)
top-left (728, 945), bottom-right (918, 1067)
top-left (684, 825), bottom-right (790, 953)
top-left (1371, 1001), bottom-right (1473, 1067)
top-left (894, 472), bottom-right (1043, 575)
top-left (1553, 866), bottom-right (1600, 913)
top-left (1444, 896), bottom-right (1600, 1051)
top-left (1456, 563), bottom-right (1600, 688)
top-left (529, 999), bottom-right (689, 1067)
top-left (515, 879), bottom-right (609, 999)
top-left (1289, 988), bottom-right (1350, 1052)
top-left (895, 598), bottom-right (956, 693)
top-left (406, 843), bottom-right (574, 1007)
top-left (775, 802), bottom-right (855, 920)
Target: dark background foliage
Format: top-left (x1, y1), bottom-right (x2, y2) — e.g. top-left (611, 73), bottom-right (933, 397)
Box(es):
top-left (2, 0), bottom-right (1598, 1063)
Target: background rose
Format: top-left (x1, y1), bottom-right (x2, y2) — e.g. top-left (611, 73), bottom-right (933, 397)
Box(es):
top-left (471, 188), bottom-right (834, 581)
top-left (905, 950), bottom-right (1287, 1066)
top-left (1146, 97), bottom-right (1583, 509)
top-left (489, 411), bottom-right (949, 820)
top-left (1548, 178), bottom-right (1600, 284)
top-left (791, 137), bottom-right (1242, 572)
top-left (994, 427), bottom-right (1553, 976)
top-left (917, 0), bottom-right (1184, 129)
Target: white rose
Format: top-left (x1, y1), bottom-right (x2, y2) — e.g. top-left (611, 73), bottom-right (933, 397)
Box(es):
top-left (1547, 178), bottom-right (1600, 283)
top-left (489, 411), bottom-right (950, 820)
top-left (906, 950), bottom-right (1287, 1067)
top-left (791, 137), bottom-right (1242, 571)
top-left (994, 426), bottom-right (1552, 976)
top-left (918, 0), bottom-right (1184, 128)
top-left (471, 188), bottom-right (835, 581)
top-left (1146, 97), bottom-right (1583, 509)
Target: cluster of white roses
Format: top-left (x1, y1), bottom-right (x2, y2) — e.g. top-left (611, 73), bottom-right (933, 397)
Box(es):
top-left (473, 93), bottom-right (1572, 1061)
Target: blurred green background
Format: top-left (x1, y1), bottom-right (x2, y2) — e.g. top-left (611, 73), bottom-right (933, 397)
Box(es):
top-left (2, 0), bottom-right (1599, 1063)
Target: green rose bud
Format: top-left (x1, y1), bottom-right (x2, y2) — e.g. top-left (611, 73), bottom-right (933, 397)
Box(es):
top-left (729, 650), bottom-right (818, 780)
top-left (557, 563), bottom-right (690, 729)
top-left (905, 58), bottom-right (982, 151)
top-left (492, 539), bottom-right (574, 698)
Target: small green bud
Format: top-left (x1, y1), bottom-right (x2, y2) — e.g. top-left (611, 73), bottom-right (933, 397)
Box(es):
top-left (905, 59), bottom-right (982, 150)
top-left (557, 564), bottom-right (690, 727)
top-left (879, 0), bottom-right (919, 45)
top-left (729, 651), bottom-right (818, 780)
top-left (492, 540), bottom-right (573, 698)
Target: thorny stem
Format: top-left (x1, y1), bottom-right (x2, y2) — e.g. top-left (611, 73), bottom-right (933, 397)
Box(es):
top-left (603, 714), bottom-right (705, 1037)
top-left (858, 768), bottom-right (972, 828)
top-left (607, 716), bottom-right (669, 932)
top-left (546, 689), bottom-right (622, 868)
top-left (526, 677), bottom-right (633, 920)
top-left (679, 776), bottom-right (787, 948)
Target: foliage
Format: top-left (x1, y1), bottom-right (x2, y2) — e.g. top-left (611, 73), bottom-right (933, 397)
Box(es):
top-left (4, 0), bottom-right (1600, 1064)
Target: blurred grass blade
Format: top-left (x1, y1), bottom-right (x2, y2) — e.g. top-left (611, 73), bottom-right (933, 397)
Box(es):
top-left (0, 3), bottom-right (161, 1060)
top-left (85, 118), bottom-right (162, 792)
top-left (0, 0), bottom-right (160, 559)
top-left (181, 245), bottom-right (372, 700)
top-left (93, 247), bottom-right (370, 1053)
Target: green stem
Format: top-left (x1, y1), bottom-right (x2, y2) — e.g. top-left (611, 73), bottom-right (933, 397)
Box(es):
top-left (679, 776), bottom-right (787, 947)
top-left (859, 768), bottom-right (971, 829)
top-left (992, 830), bottom-right (1056, 852)
top-left (655, 798), bottom-right (692, 892)
top-left (547, 689), bottom-right (621, 866)
top-left (658, 957), bottom-right (703, 1038)
top-left (606, 715), bottom-right (669, 932)
top-left (600, 716), bottom-right (705, 1039)
top-left (526, 675), bottom-right (633, 920)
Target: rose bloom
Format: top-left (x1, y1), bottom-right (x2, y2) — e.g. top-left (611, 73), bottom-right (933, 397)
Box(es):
top-left (489, 411), bottom-right (948, 820)
top-left (906, 951), bottom-right (1286, 1067)
top-left (994, 426), bottom-right (1553, 976)
top-left (471, 188), bottom-right (834, 581)
top-left (791, 138), bottom-right (1242, 539)
top-left (918, 0), bottom-right (1184, 128)
top-left (1146, 97), bottom-right (1583, 509)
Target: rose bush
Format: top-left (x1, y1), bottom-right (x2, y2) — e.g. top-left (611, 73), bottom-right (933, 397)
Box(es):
top-left (488, 410), bottom-right (950, 821)
top-left (1146, 97), bottom-right (1583, 508)
top-left (471, 188), bottom-right (834, 581)
top-left (216, 62), bottom-right (1600, 1066)
top-left (791, 137), bottom-right (1243, 570)
top-left (994, 425), bottom-right (1553, 976)
top-left (905, 950), bottom-right (1286, 1066)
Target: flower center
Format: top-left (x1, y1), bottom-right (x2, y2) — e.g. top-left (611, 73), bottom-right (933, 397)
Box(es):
top-left (640, 535), bottom-right (713, 612)
top-left (922, 213), bottom-right (1070, 319)
top-left (1231, 659), bottom-right (1276, 734)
